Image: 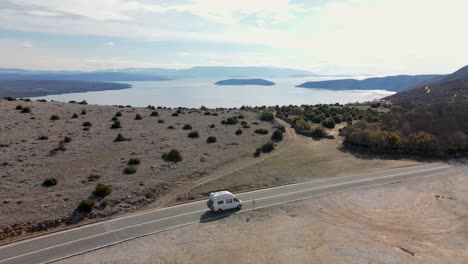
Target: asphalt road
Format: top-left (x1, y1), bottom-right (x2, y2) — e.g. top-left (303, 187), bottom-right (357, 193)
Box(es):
top-left (0, 162), bottom-right (465, 264)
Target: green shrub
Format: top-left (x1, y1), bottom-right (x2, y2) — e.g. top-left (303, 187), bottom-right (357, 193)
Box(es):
top-left (21, 107), bottom-right (31, 113)
top-left (101, 199), bottom-right (109, 207)
top-left (295, 118), bottom-right (311, 130)
top-left (82, 121), bottom-right (92, 127)
top-left (127, 158), bottom-right (141, 166)
top-left (15, 105), bottom-right (23, 110)
top-left (124, 166), bottom-right (137, 174)
top-left (38, 135), bottom-right (48, 140)
top-left (77, 199), bottom-right (95, 213)
top-left (271, 130), bottom-right (283, 141)
top-left (276, 126), bottom-right (286, 133)
top-left (182, 124), bottom-right (192, 130)
top-left (260, 112), bottom-right (274, 121)
top-left (254, 148), bottom-right (262, 157)
top-left (204, 112), bottom-right (212, 116)
top-left (150, 111), bottom-right (159, 117)
top-left (87, 174), bottom-right (101, 182)
top-left (162, 149), bottom-right (182, 162)
top-left (167, 125), bottom-right (175, 129)
top-left (111, 116), bottom-right (118, 121)
top-left (237, 114), bottom-right (245, 119)
top-left (235, 129), bottom-right (243, 135)
top-left (158, 120), bottom-right (165, 123)
top-left (209, 124), bottom-right (215, 128)
top-left (50, 115), bottom-right (60, 121)
top-left (172, 112), bottom-right (179, 117)
top-left (42, 177), bottom-right (58, 187)
top-left (254, 129), bottom-right (269, 135)
top-left (332, 115), bottom-right (342, 124)
top-left (78, 100), bottom-right (88, 105)
top-left (322, 119), bottom-right (336, 129)
top-left (212, 113), bottom-right (219, 116)
top-left (311, 126), bottom-right (328, 138)
top-left (188, 131), bottom-right (199, 138)
top-left (81, 109), bottom-right (87, 115)
top-left (242, 124), bottom-right (250, 129)
top-left (261, 142), bottom-right (275, 153)
top-left (114, 133), bottom-right (129, 142)
top-left (115, 111), bottom-right (122, 117)
top-left (94, 183), bottom-right (112, 198)
top-left (134, 114), bottom-right (142, 120)
top-left (206, 136), bottom-right (217, 143)
top-left (64, 136), bottom-right (72, 143)
top-left (240, 121), bottom-right (247, 125)
top-left (221, 117), bottom-right (239, 125)
top-left (72, 113), bottom-right (79, 118)
top-left (111, 120), bottom-right (121, 129)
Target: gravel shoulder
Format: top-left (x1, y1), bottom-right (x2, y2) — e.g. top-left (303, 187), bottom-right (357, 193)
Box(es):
top-left (59, 170), bottom-right (468, 264)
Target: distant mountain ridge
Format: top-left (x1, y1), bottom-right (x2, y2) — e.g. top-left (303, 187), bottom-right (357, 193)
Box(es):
top-left (296, 75), bottom-right (444, 92)
top-left (0, 67), bottom-right (318, 82)
top-left (215, 79), bottom-right (276, 86)
top-left (385, 65), bottom-right (468, 104)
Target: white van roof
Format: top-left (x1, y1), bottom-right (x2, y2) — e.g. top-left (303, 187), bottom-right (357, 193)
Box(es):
top-left (209, 191), bottom-right (234, 200)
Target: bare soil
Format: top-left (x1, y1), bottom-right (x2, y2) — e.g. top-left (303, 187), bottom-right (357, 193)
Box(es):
top-left (59, 170), bottom-right (468, 264)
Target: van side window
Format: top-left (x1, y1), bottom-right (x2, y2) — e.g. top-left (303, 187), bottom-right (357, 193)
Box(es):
top-left (217, 200), bottom-right (224, 205)
top-left (226, 198), bottom-right (232, 203)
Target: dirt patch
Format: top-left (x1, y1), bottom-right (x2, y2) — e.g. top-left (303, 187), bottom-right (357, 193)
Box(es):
top-left (58, 171), bottom-right (468, 264)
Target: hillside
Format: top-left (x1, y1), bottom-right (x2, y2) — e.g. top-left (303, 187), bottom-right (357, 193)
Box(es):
top-left (297, 75), bottom-right (442, 92)
top-left (386, 66), bottom-right (468, 104)
top-left (215, 79), bottom-right (276, 86)
top-left (0, 80), bottom-right (131, 98)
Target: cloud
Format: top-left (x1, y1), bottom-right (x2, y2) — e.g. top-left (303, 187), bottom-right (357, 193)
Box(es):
top-left (107, 42), bottom-right (115, 46)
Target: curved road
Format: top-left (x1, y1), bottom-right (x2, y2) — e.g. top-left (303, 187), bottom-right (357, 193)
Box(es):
top-left (0, 163), bottom-right (465, 264)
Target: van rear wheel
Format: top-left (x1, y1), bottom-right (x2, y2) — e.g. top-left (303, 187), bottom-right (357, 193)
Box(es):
top-left (216, 209), bottom-right (222, 213)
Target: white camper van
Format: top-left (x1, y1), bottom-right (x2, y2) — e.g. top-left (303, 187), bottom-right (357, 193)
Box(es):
top-left (207, 191), bottom-right (242, 212)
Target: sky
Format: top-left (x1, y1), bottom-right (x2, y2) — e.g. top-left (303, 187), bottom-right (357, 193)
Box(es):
top-left (1, 0), bottom-right (468, 75)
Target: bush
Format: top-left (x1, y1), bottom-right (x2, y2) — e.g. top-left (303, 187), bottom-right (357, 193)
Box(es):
top-left (64, 136), bottom-right (72, 143)
top-left (322, 119), bottom-right (336, 129)
top-left (135, 114), bottom-right (143, 120)
top-left (254, 129), bottom-right (269, 135)
top-left (111, 120), bottom-right (121, 129)
top-left (261, 142), bottom-right (275, 153)
top-left (81, 109), bottom-right (87, 115)
top-left (206, 136), bottom-right (217, 143)
top-left (82, 121), bottom-right (92, 127)
top-left (127, 158), bottom-right (141, 165)
top-left (72, 113), bottom-right (79, 118)
top-left (204, 112), bottom-right (212, 116)
top-left (332, 115), bottom-right (342, 124)
top-left (188, 131), bottom-right (199, 138)
top-left (221, 117), bottom-right (238, 125)
top-left (124, 166), bottom-right (137, 174)
top-left (172, 112), bottom-right (179, 117)
top-left (78, 100), bottom-right (88, 105)
top-left (167, 125), bottom-right (174, 129)
top-left (209, 124), bottom-right (215, 128)
top-left (276, 126), bottom-right (286, 133)
top-left (182, 124), bottom-right (192, 130)
top-left (4, 96), bottom-right (16, 101)
top-left (162, 149), bottom-right (182, 162)
top-left (21, 107), bottom-right (31, 113)
top-left (114, 133), bottom-right (129, 142)
top-left (42, 177), bottom-right (58, 187)
top-left (235, 129), bottom-right (243, 135)
top-left (111, 116), bottom-right (118, 121)
top-left (260, 111), bottom-right (274, 121)
top-left (15, 105), bottom-right (23, 110)
top-left (254, 148), bottom-right (262, 157)
top-left (311, 126), bottom-right (328, 138)
top-left (115, 111), bottom-right (122, 117)
top-left (158, 120), bottom-right (165, 123)
top-left (38, 135), bottom-right (48, 140)
top-left (212, 113), bottom-right (219, 116)
top-left (87, 174), bottom-right (101, 182)
top-left (94, 183), bottom-right (112, 198)
top-left (150, 111), bottom-right (159, 117)
top-left (77, 199), bottom-right (95, 213)
top-left (242, 124), bottom-right (250, 129)
top-left (271, 130), bottom-right (283, 141)
top-left (295, 118), bottom-right (311, 130)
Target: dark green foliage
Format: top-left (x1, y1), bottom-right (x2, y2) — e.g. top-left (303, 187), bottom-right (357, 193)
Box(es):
top-left (50, 115), bottom-right (60, 121)
top-left (82, 121), bottom-right (92, 127)
top-left (111, 116), bottom-right (118, 121)
top-left (127, 158), bottom-right (141, 166)
top-left (20, 107), bottom-right (31, 113)
top-left (37, 99), bottom-right (47, 103)
top-left (3, 96), bottom-right (16, 101)
top-left (167, 125), bottom-right (175, 129)
top-left (254, 129), bottom-right (269, 135)
top-left (150, 111), bottom-right (159, 117)
top-left (78, 100), bottom-right (88, 105)
top-left (276, 125), bottom-right (286, 133)
top-left (332, 115), bottom-right (342, 124)
top-left (115, 111), bottom-right (122, 117)
top-left (124, 166), bottom-right (137, 174)
top-left (204, 112), bottom-right (212, 115)
top-left (111, 120), bottom-right (121, 129)
top-left (38, 135), bottom-right (48, 140)
top-left (114, 133), bottom-right (129, 142)
top-left (158, 120), bottom-right (165, 123)
top-left (261, 142), bottom-right (275, 153)
top-left (94, 183), bottom-right (112, 198)
top-left (322, 119), bottom-right (335, 129)
top-left (81, 109), bottom-right (87, 115)
top-left (87, 174), bottom-right (101, 182)
top-left (240, 121), bottom-right (247, 125)
top-left (15, 105), bottom-right (23, 110)
top-left (188, 131), bottom-right (199, 138)
top-left (238, 114), bottom-right (245, 119)
top-left (221, 117), bottom-right (239, 125)
top-left (42, 177), bottom-right (58, 187)
top-left (135, 114), bottom-right (143, 120)
top-left (72, 113), bottom-right (79, 118)
top-left (235, 129), bottom-right (243, 135)
top-left (172, 112), bottom-right (179, 117)
top-left (271, 129), bottom-right (283, 141)
top-left (64, 136), bottom-right (72, 143)
top-left (182, 124), bottom-right (192, 130)
top-left (206, 136), bottom-right (217, 143)
top-left (162, 149), bottom-right (182, 162)
top-left (242, 124), bottom-right (250, 128)
top-left (254, 148), bottom-right (262, 157)
top-left (77, 199), bottom-right (95, 213)
top-left (260, 111), bottom-right (274, 121)
top-left (209, 124), bottom-right (215, 128)
top-left (311, 126), bottom-right (328, 138)
top-left (212, 113), bottom-right (219, 116)
top-left (101, 199), bottom-right (109, 207)
top-left (68, 100), bottom-right (77, 104)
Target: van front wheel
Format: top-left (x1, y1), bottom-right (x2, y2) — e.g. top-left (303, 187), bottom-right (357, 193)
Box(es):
top-left (216, 209), bottom-right (222, 213)
top-left (237, 205), bottom-right (242, 209)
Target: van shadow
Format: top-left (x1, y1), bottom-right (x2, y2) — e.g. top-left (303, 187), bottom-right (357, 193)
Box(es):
top-left (199, 208), bottom-right (241, 223)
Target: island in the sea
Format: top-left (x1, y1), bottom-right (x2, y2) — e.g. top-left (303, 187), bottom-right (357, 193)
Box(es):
top-left (215, 79), bottom-right (276, 86)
